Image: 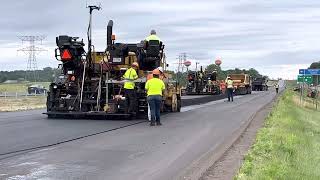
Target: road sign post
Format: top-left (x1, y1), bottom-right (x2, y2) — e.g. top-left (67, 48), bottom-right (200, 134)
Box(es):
top-left (298, 69), bottom-right (320, 110)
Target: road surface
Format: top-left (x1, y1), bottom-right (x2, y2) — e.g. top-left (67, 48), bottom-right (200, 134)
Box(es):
top-left (0, 89), bottom-right (278, 180)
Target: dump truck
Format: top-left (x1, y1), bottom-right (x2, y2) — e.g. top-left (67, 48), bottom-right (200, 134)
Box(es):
top-left (45, 6), bottom-right (181, 119)
top-left (229, 74), bottom-right (252, 95)
top-left (185, 67), bottom-right (221, 95)
top-left (252, 76), bottom-right (268, 91)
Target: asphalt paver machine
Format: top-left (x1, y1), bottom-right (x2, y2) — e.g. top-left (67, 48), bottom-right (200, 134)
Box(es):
top-left (45, 6), bottom-right (181, 119)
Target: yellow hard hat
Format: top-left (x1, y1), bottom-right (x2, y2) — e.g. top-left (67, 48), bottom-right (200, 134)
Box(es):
top-left (132, 62), bottom-right (139, 68)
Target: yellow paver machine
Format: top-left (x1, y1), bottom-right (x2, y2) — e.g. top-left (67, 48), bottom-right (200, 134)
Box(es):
top-left (45, 6), bottom-right (181, 119)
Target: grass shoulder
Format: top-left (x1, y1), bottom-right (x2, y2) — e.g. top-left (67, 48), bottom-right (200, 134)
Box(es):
top-left (235, 90), bottom-right (320, 180)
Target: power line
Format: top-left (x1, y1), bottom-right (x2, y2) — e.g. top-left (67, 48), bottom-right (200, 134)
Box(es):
top-left (17, 35), bottom-right (47, 82)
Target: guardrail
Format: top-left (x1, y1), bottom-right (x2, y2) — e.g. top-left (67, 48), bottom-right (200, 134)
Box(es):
top-left (0, 92), bottom-right (47, 98)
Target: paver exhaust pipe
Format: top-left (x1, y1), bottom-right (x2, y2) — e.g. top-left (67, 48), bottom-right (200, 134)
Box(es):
top-left (107, 20), bottom-right (113, 50)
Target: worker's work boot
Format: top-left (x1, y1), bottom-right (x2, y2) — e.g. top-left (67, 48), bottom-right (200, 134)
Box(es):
top-left (156, 122), bottom-right (162, 126)
top-left (150, 122), bottom-right (155, 126)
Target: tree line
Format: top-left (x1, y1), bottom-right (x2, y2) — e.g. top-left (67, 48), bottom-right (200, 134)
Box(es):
top-left (1, 65), bottom-right (263, 85)
top-left (0, 67), bottom-right (60, 83)
top-left (2, 61), bottom-right (318, 84)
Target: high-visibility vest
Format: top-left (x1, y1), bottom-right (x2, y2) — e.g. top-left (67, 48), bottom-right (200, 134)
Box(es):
top-left (226, 80), bottom-right (234, 88)
top-left (145, 35), bottom-right (161, 42)
top-left (145, 78), bottom-right (165, 96)
top-left (123, 68), bottom-right (138, 89)
top-left (220, 82), bottom-right (226, 89)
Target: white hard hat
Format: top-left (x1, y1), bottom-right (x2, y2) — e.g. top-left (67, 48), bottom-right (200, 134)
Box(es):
top-left (157, 67), bottom-right (163, 73)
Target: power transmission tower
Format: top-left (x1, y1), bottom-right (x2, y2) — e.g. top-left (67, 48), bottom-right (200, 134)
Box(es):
top-left (17, 35), bottom-right (47, 82)
top-left (178, 52), bottom-right (187, 73)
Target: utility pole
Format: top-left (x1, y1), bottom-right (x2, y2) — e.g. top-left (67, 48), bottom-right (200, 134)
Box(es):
top-left (17, 35), bottom-right (46, 82)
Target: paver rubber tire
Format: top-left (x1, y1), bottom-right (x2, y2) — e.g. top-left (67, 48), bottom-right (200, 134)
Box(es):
top-left (177, 99), bottom-right (181, 112)
top-left (171, 94), bottom-right (178, 112)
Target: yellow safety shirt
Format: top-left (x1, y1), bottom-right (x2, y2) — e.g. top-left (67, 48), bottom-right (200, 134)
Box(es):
top-left (145, 78), bottom-right (165, 96)
top-left (226, 79), bottom-right (234, 88)
top-left (123, 68), bottom-right (138, 89)
top-left (145, 34), bottom-right (161, 42)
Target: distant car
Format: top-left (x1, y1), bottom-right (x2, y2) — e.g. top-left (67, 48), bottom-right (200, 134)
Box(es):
top-left (293, 87), bottom-right (300, 92)
top-left (28, 84), bottom-right (47, 94)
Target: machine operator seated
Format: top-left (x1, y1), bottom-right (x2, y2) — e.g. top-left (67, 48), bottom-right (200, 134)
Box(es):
top-left (138, 30), bottom-right (163, 71)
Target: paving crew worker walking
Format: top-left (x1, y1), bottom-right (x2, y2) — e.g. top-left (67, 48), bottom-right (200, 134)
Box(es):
top-left (145, 69), bottom-right (165, 126)
top-left (226, 76), bottom-right (234, 102)
top-left (123, 62), bottom-right (139, 115)
top-left (275, 83), bottom-right (279, 93)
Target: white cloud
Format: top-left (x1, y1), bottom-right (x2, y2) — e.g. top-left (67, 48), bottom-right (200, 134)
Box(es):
top-left (0, 0), bottom-right (319, 79)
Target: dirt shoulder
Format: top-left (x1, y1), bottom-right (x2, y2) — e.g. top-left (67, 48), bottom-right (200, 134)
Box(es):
top-left (199, 94), bottom-right (277, 180)
top-left (0, 96), bottom-right (46, 112)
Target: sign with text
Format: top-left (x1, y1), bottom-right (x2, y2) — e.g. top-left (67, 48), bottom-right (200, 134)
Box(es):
top-left (299, 69), bottom-right (320, 75)
top-left (297, 75), bottom-right (313, 84)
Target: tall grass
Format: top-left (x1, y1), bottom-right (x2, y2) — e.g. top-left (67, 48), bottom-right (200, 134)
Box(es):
top-left (235, 90), bottom-right (320, 180)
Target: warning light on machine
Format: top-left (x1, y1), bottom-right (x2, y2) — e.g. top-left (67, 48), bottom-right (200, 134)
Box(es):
top-left (61, 49), bottom-right (72, 60)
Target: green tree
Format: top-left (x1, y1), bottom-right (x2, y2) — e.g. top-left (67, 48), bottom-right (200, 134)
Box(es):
top-left (205, 64), bottom-right (226, 80)
top-left (308, 61), bottom-right (320, 85)
top-left (309, 61), bottom-right (320, 69)
top-left (247, 68), bottom-right (261, 79)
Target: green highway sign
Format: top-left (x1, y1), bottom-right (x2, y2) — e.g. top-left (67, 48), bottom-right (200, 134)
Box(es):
top-left (297, 75), bottom-right (313, 84)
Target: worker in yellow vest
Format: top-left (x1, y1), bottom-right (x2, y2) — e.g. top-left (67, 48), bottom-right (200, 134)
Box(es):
top-left (146, 67), bottom-right (166, 121)
top-left (123, 62), bottom-right (139, 114)
top-left (226, 76), bottom-right (234, 102)
top-left (145, 29), bottom-right (161, 42)
top-left (145, 69), bottom-right (165, 126)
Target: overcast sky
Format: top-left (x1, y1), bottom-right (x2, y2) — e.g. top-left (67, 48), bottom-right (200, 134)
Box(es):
top-left (1, 0), bottom-right (319, 79)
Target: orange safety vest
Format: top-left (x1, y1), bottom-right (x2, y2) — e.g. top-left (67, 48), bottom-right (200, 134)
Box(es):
top-left (220, 82), bottom-right (226, 89)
